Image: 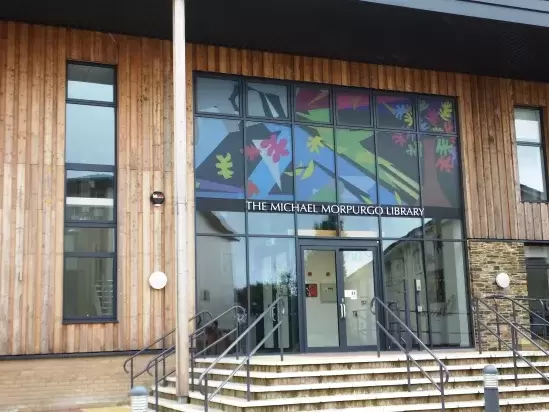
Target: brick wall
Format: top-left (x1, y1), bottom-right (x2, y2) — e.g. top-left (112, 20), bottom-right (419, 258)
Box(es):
top-left (468, 241), bottom-right (529, 351)
top-left (0, 355), bottom-right (174, 412)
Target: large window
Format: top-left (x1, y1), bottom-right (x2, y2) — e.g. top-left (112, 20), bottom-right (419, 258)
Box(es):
top-left (194, 74), bottom-right (468, 351)
top-left (515, 108), bottom-right (547, 202)
top-left (63, 63), bottom-right (116, 322)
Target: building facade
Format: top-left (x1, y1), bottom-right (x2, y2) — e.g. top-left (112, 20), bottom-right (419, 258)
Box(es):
top-left (3, 0), bottom-right (549, 409)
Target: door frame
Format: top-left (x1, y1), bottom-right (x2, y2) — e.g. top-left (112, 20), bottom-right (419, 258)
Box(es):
top-left (297, 238), bottom-right (383, 353)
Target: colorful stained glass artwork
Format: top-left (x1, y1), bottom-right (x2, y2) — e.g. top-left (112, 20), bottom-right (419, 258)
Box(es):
top-left (295, 86), bottom-right (331, 123)
top-left (420, 134), bottom-right (460, 208)
top-left (247, 83), bottom-right (288, 119)
top-left (419, 97), bottom-right (456, 133)
top-left (245, 122), bottom-right (293, 200)
top-left (194, 117), bottom-right (244, 199)
top-left (196, 77), bottom-right (240, 115)
top-left (376, 131), bottom-right (420, 206)
top-left (376, 94), bottom-right (415, 130)
top-left (335, 129), bottom-right (377, 204)
top-left (294, 126), bottom-right (336, 202)
top-left (336, 89), bottom-right (371, 126)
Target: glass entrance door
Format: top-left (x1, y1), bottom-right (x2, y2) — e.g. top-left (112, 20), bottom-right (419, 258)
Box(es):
top-left (299, 241), bottom-right (380, 352)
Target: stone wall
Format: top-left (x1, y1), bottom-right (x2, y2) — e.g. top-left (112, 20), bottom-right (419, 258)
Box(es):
top-left (468, 241), bottom-right (529, 351)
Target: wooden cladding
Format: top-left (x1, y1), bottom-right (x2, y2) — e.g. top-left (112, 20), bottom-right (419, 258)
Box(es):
top-left (186, 44), bottom-right (549, 241)
top-left (0, 21), bottom-right (175, 355)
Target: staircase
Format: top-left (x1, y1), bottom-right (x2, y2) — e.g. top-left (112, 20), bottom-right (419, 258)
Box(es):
top-left (150, 351), bottom-right (549, 412)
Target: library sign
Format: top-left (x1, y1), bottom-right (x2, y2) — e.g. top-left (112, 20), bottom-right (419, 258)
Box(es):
top-left (246, 201), bottom-right (424, 217)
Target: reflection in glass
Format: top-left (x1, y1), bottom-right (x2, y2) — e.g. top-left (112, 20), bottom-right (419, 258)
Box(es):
top-left (196, 211), bottom-right (245, 235)
top-left (340, 216), bottom-right (378, 238)
top-left (247, 83), bottom-right (288, 119)
top-left (423, 218), bottom-right (463, 239)
top-left (342, 250), bottom-right (376, 346)
top-left (248, 213), bottom-right (295, 235)
top-left (66, 171), bottom-right (114, 221)
top-left (376, 131), bottom-right (420, 206)
top-left (517, 146), bottom-right (546, 201)
top-left (303, 249), bottom-right (339, 348)
top-left (420, 134), bottom-right (460, 208)
top-left (383, 240), bottom-right (429, 344)
top-left (196, 236), bottom-right (247, 354)
top-left (418, 96), bottom-right (456, 133)
top-left (515, 108), bottom-right (541, 143)
top-left (297, 214), bottom-right (338, 237)
top-left (67, 64), bottom-right (115, 102)
top-left (336, 129), bottom-right (377, 204)
top-left (294, 126), bottom-right (336, 202)
top-left (336, 89), bottom-right (371, 126)
top-left (196, 77), bottom-right (240, 115)
top-left (381, 217), bottom-right (422, 238)
top-left (66, 104), bottom-right (115, 165)
top-left (194, 118), bottom-right (244, 199)
top-left (245, 122), bottom-right (293, 200)
top-left (295, 86), bottom-right (330, 123)
top-left (248, 238), bottom-right (297, 352)
top-left (64, 228), bottom-right (115, 253)
top-left (63, 257), bottom-right (115, 318)
top-left (376, 94), bottom-right (414, 130)
top-left (424, 241), bottom-right (470, 347)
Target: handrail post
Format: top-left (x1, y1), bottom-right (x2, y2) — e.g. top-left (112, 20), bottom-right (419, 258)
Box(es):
top-left (155, 359), bottom-right (159, 412)
top-left (190, 335), bottom-right (195, 391)
top-left (130, 359), bottom-right (134, 389)
top-left (246, 330), bottom-right (251, 401)
top-left (162, 336), bottom-right (166, 387)
top-left (235, 313), bottom-right (240, 361)
top-left (403, 280), bottom-right (412, 351)
top-left (376, 301), bottom-right (381, 357)
top-left (511, 325), bottom-right (518, 387)
top-left (475, 299), bottom-right (482, 354)
top-left (495, 300), bottom-right (501, 351)
top-left (542, 299), bottom-right (547, 339)
top-left (440, 365), bottom-right (445, 411)
top-left (204, 372), bottom-right (209, 412)
top-left (279, 302), bottom-right (284, 362)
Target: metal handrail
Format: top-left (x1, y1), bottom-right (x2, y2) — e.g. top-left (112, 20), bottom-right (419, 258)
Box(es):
top-left (371, 297), bottom-right (449, 411)
top-left (197, 297), bottom-right (286, 412)
top-left (473, 296), bottom-right (549, 387)
top-left (123, 310), bottom-right (212, 388)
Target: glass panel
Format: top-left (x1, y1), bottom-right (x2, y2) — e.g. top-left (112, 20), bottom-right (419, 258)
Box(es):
top-left (342, 250), bottom-right (376, 346)
top-left (63, 257), bottom-right (115, 318)
top-left (336, 129), bottom-right (377, 204)
top-left (303, 249), bottom-right (339, 348)
top-left (383, 240), bottom-right (429, 344)
top-left (248, 213), bottom-right (295, 235)
top-left (196, 77), bottom-right (240, 115)
top-left (376, 94), bottom-right (415, 130)
top-left (194, 118), bottom-right (244, 199)
top-left (66, 104), bottom-right (115, 165)
top-left (340, 216), bottom-right (379, 238)
top-left (376, 131), bottom-right (420, 206)
top-left (515, 108), bottom-right (541, 143)
top-left (517, 146), bottom-right (547, 201)
top-left (295, 86), bottom-right (330, 123)
top-left (420, 134), bottom-right (461, 208)
top-left (297, 214), bottom-right (338, 237)
top-left (67, 64), bottom-right (114, 102)
top-left (424, 241), bottom-right (470, 347)
top-left (248, 238), bottom-right (298, 352)
top-left (66, 171), bottom-right (114, 221)
top-left (245, 122), bottom-right (293, 200)
top-left (64, 228), bottom-right (115, 253)
top-left (196, 211), bottom-right (245, 235)
top-left (526, 265), bottom-right (549, 338)
top-left (424, 218), bottom-right (463, 239)
top-left (294, 126), bottom-right (336, 202)
top-left (247, 82), bottom-right (288, 119)
top-left (419, 97), bottom-right (456, 134)
top-left (196, 236), bottom-right (247, 355)
top-left (336, 89), bottom-right (371, 127)
top-left (381, 217), bottom-right (422, 238)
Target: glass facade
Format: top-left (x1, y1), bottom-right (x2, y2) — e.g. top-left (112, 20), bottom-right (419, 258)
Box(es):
top-left (194, 74), bottom-right (471, 353)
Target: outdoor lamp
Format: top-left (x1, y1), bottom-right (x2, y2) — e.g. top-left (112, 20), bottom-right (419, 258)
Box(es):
top-left (482, 365), bottom-right (500, 412)
top-left (129, 386), bottom-right (149, 412)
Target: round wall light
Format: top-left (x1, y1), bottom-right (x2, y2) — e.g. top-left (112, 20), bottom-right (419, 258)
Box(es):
top-left (495, 272), bottom-right (510, 289)
top-left (149, 271), bottom-right (167, 290)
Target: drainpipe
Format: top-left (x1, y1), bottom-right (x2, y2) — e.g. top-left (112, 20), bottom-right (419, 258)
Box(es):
top-left (173, 0), bottom-right (189, 400)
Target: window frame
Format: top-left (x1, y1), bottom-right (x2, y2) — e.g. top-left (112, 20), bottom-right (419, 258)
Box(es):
top-left (63, 61), bottom-right (118, 323)
top-left (514, 106), bottom-right (548, 203)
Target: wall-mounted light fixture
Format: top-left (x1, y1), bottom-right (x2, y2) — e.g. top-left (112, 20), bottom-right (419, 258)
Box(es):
top-left (495, 272), bottom-right (510, 289)
top-left (150, 191), bottom-right (165, 207)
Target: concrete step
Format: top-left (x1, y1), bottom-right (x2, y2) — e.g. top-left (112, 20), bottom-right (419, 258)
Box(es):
top-left (185, 385), bottom-right (549, 411)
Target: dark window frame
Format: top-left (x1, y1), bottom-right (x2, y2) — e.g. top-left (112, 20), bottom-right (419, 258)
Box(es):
top-left (63, 61), bottom-right (118, 323)
top-left (514, 106), bottom-right (548, 203)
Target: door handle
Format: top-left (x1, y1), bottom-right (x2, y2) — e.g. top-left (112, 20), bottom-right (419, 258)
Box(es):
top-left (340, 303), bottom-right (347, 319)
